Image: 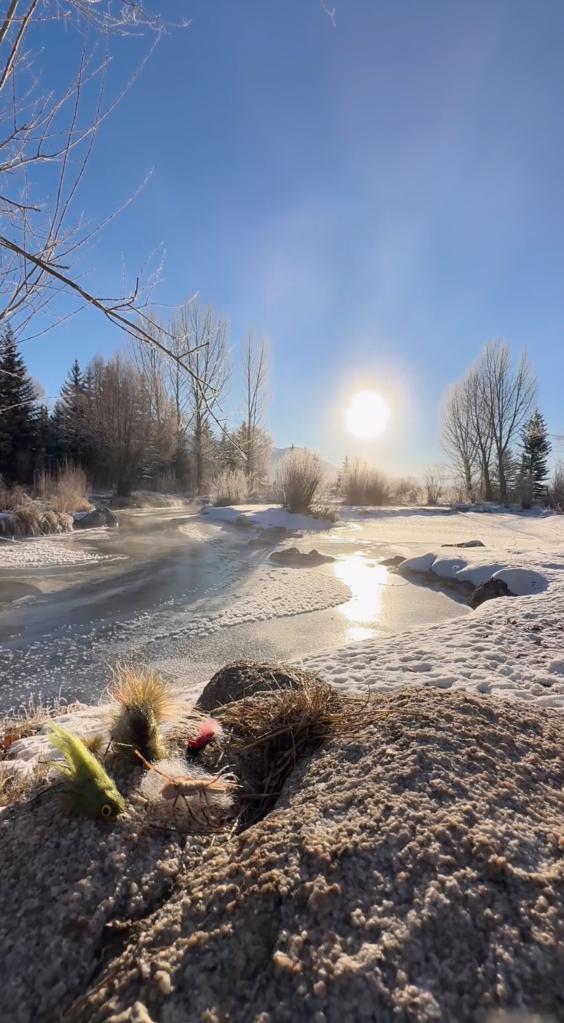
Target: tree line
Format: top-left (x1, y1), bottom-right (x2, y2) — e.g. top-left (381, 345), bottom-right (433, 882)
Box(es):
top-left (0, 302), bottom-right (271, 498)
top-left (441, 340), bottom-right (552, 506)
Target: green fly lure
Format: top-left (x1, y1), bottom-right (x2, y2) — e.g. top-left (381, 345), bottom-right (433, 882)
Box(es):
top-left (48, 724), bottom-right (125, 820)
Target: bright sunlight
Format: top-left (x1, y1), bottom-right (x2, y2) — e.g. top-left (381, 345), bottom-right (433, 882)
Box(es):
top-left (345, 390), bottom-right (391, 439)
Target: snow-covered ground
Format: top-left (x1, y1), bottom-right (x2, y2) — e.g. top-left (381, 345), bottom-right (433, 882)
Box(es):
top-left (202, 504), bottom-right (338, 531)
top-left (302, 506), bottom-right (564, 709)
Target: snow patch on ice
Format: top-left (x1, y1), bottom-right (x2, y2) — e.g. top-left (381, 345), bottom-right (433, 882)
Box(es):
top-left (0, 539), bottom-right (109, 569)
top-left (202, 504), bottom-right (339, 532)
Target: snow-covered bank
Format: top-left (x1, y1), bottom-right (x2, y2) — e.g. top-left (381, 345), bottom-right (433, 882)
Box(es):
top-left (303, 586), bottom-right (564, 709)
top-left (397, 550), bottom-right (547, 596)
top-left (202, 503), bottom-right (339, 531)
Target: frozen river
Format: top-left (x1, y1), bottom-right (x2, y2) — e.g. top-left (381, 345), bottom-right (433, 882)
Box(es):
top-left (0, 506), bottom-right (469, 712)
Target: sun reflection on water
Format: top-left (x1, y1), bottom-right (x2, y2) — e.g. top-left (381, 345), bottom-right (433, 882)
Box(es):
top-left (333, 554), bottom-right (388, 639)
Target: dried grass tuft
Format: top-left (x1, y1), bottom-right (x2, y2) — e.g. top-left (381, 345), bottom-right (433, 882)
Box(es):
top-left (35, 464), bottom-right (93, 514)
top-left (0, 694), bottom-right (83, 759)
top-left (0, 761), bottom-right (50, 810)
top-left (217, 680), bottom-right (369, 827)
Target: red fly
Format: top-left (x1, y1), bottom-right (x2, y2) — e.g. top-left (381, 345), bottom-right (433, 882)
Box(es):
top-left (187, 717), bottom-right (221, 754)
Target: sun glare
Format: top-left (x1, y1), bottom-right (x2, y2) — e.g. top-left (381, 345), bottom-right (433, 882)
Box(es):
top-left (346, 390), bottom-right (390, 439)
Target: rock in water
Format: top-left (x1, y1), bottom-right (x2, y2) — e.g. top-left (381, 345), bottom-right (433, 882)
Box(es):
top-left (269, 547), bottom-right (335, 566)
top-left (74, 506), bottom-right (118, 529)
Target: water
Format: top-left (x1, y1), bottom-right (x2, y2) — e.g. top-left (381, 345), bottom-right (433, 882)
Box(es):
top-left (0, 507), bottom-right (469, 712)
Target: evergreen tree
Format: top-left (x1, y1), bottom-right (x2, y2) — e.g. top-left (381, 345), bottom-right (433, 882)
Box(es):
top-left (51, 359), bottom-right (90, 465)
top-left (0, 327), bottom-right (38, 482)
top-left (520, 410), bottom-right (551, 502)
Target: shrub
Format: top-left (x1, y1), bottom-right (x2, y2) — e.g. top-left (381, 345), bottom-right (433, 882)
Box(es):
top-left (424, 469), bottom-right (443, 506)
top-left (211, 468), bottom-right (248, 507)
top-left (0, 481), bottom-right (34, 512)
top-left (35, 464), bottom-right (92, 514)
top-left (341, 460), bottom-right (389, 506)
top-left (14, 503), bottom-right (42, 535)
top-left (275, 450), bottom-right (325, 514)
top-left (390, 477), bottom-right (422, 505)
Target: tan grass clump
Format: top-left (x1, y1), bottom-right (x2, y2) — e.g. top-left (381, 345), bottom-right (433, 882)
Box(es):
top-left (0, 762), bottom-right (49, 810)
top-left (274, 449), bottom-right (325, 514)
top-left (217, 681), bottom-right (367, 827)
top-left (35, 464), bottom-right (93, 514)
top-left (0, 694), bottom-right (82, 759)
top-left (109, 664), bottom-right (176, 763)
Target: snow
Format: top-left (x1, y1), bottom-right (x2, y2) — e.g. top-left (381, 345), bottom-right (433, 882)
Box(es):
top-left (0, 538), bottom-right (108, 569)
top-left (202, 504), bottom-right (339, 531)
top-left (398, 550), bottom-right (548, 595)
top-left (299, 507), bottom-right (564, 709)
top-left (6, 506), bottom-right (564, 771)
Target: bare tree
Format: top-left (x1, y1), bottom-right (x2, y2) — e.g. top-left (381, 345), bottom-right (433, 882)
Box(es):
top-left (481, 341), bottom-right (536, 504)
top-left (242, 334), bottom-right (269, 492)
top-left (464, 365), bottom-right (496, 501)
top-left (175, 300), bottom-right (230, 494)
top-left (89, 353), bottom-right (151, 497)
top-left (0, 2), bottom-right (166, 333)
top-left (441, 380), bottom-right (478, 500)
top-left (0, 1), bottom-right (221, 413)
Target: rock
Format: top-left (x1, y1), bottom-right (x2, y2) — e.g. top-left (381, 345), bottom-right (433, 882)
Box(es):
top-left (442, 539), bottom-right (485, 548)
top-left (68, 688), bottom-right (564, 1023)
top-left (196, 659), bottom-right (324, 711)
top-left (469, 577), bottom-right (514, 608)
top-left (269, 547), bottom-right (335, 566)
top-left (74, 506), bottom-right (118, 529)
top-left (380, 555), bottom-right (404, 568)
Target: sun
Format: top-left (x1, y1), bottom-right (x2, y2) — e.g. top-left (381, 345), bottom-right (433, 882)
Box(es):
top-left (345, 390), bottom-right (390, 439)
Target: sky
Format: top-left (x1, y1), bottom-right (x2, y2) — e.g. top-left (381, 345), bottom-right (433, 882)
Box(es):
top-left (18, 0), bottom-right (564, 475)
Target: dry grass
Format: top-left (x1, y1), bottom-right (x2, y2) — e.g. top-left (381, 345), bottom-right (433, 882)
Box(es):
top-left (217, 681), bottom-right (368, 827)
top-left (0, 761), bottom-right (50, 810)
top-left (211, 468), bottom-right (248, 507)
top-left (109, 663), bottom-right (177, 762)
top-left (341, 459), bottom-right (390, 506)
top-left (0, 482), bottom-right (32, 511)
top-left (0, 694), bottom-right (83, 759)
top-left (274, 449), bottom-right (325, 514)
top-left (35, 465), bottom-right (93, 514)
top-left (0, 481), bottom-right (75, 536)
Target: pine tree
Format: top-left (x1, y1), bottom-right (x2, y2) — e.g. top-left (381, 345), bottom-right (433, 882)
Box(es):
top-left (51, 359), bottom-right (90, 465)
top-left (0, 327), bottom-right (38, 482)
top-left (520, 410), bottom-right (551, 502)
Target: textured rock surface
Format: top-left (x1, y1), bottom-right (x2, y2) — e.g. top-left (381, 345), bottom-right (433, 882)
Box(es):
top-left (74, 506), bottom-right (118, 529)
top-left (2, 687), bottom-right (558, 1023)
top-left (2, 685), bottom-right (564, 1023)
top-left (196, 659), bottom-right (325, 711)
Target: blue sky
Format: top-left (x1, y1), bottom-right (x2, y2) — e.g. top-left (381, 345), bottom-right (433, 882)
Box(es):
top-left (20, 0), bottom-right (564, 473)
